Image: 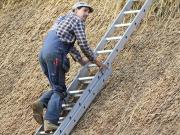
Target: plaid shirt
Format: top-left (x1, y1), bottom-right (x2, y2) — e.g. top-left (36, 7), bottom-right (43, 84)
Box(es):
top-left (50, 12), bottom-right (96, 62)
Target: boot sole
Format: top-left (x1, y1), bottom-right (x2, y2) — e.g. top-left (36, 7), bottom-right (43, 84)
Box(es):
top-left (32, 102), bottom-right (43, 125)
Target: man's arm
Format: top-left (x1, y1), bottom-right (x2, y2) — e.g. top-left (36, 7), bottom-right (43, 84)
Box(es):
top-left (69, 46), bottom-right (82, 62)
top-left (73, 19), bottom-right (107, 69)
top-left (73, 20), bottom-right (96, 62)
top-left (69, 46), bottom-right (90, 66)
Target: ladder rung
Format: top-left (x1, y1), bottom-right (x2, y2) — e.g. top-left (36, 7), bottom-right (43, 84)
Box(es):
top-left (124, 10), bottom-right (140, 14)
top-left (97, 50), bottom-right (113, 54)
top-left (39, 131), bottom-right (54, 135)
top-left (78, 76), bottom-right (94, 81)
top-left (88, 64), bottom-right (97, 68)
top-left (71, 94), bottom-right (82, 97)
top-left (59, 117), bottom-right (65, 121)
top-left (58, 121), bottom-right (62, 124)
top-left (106, 36), bottom-right (122, 41)
top-left (68, 90), bottom-right (83, 97)
top-left (115, 23), bottom-right (131, 27)
top-left (68, 90), bottom-right (84, 94)
top-left (62, 103), bottom-right (74, 108)
top-left (63, 107), bottom-right (72, 111)
top-left (58, 117), bottom-right (65, 124)
top-left (62, 103), bottom-right (74, 110)
top-left (83, 80), bottom-right (91, 84)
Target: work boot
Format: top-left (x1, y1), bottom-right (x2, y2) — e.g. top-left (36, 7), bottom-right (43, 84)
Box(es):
top-left (31, 100), bottom-right (44, 125)
top-left (44, 120), bottom-right (58, 133)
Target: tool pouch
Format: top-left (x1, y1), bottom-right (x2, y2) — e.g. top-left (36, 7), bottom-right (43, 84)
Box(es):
top-left (62, 56), bottom-right (70, 73)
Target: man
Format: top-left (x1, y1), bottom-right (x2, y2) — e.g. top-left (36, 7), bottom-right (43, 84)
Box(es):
top-left (32, 2), bottom-right (106, 133)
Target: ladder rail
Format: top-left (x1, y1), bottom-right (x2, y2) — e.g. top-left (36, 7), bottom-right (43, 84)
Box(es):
top-left (61, 0), bottom-right (135, 109)
top-left (54, 67), bottom-right (110, 133)
top-left (104, 0), bottom-right (153, 66)
top-left (34, 125), bottom-right (43, 135)
top-left (53, 0), bottom-right (153, 134)
top-left (54, 67), bottom-right (113, 135)
top-left (64, 0), bottom-right (134, 96)
top-left (94, 0), bottom-right (135, 52)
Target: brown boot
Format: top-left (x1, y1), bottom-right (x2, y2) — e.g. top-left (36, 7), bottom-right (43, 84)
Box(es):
top-left (31, 100), bottom-right (44, 125)
top-left (44, 120), bottom-right (58, 133)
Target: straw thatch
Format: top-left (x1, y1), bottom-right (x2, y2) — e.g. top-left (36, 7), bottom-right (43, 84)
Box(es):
top-left (0, 0), bottom-right (179, 135)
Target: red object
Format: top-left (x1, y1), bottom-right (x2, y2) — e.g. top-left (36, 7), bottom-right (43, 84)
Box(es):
top-left (53, 58), bottom-right (60, 65)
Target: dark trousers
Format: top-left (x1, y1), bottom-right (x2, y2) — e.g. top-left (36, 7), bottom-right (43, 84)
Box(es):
top-left (38, 30), bottom-right (71, 125)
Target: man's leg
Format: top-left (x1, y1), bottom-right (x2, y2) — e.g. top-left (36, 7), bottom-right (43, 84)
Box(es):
top-left (44, 55), bottom-right (66, 131)
top-left (32, 50), bottom-right (53, 125)
top-left (39, 49), bottom-right (53, 87)
top-left (38, 50), bottom-right (53, 107)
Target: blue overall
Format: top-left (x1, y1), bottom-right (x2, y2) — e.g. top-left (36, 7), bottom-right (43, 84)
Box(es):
top-left (38, 30), bottom-right (72, 125)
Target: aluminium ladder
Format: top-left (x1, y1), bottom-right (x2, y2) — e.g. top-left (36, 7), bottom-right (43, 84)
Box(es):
top-left (35, 0), bottom-right (153, 134)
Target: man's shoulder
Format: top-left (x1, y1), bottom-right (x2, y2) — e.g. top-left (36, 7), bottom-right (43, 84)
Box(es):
top-left (67, 12), bottom-right (84, 24)
top-left (55, 16), bottom-right (66, 22)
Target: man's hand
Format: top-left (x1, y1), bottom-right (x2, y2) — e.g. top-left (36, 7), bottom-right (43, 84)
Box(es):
top-left (94, 59), bottom-right (108, 71)
top-left (78, 58), bottom-right (89, 66)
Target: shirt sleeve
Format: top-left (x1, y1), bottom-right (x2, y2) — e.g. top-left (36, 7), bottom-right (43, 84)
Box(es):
top-left (73, 20), bottom-right (96, 62)
top-left (69, 46), bottom-right (82, 62)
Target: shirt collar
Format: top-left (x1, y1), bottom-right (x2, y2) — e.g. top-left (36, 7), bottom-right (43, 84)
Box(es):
top-left (70, 12), bottom-right (85, 22)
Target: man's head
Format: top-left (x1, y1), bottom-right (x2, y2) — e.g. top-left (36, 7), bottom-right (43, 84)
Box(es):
top-left (72, 2), bottom-right (93, 21)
